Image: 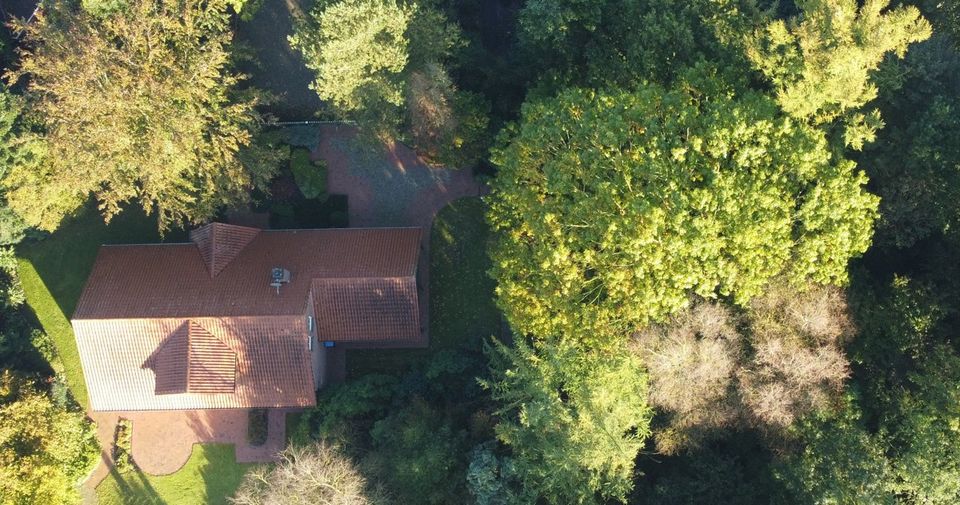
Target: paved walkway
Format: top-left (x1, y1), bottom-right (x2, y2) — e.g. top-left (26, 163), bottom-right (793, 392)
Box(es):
top-left (317, 124), bottom-right (482, 230)
top-left (81, 408), bottom-right (295, 502)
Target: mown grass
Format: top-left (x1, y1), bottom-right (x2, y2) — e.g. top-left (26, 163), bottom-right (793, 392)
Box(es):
top-left (347, 196), bottom-right (501, 375)
top-left (16, 259), bottom-right (90, 409)
top-left (96, 444), bottom-right (253, 505)
top-left (15, 205), bottom-right (182, 409)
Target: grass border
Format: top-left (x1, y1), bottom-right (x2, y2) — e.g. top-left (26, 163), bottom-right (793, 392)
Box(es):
top-left (17, 258), bottom-right (89, 410)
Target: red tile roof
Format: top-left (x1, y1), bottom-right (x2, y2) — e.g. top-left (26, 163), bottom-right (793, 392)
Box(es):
top-left (74, 227), bottom-right (420, 319)
top-left (75, 316), bottom-right (314, 410)
top-left (190, 223), bottom-right (261, 277)
top-left (72, 226), bottom-right (423, 411)
top-left (145, 320), bottom-right (238, 394)
top-left (311, 277), bottom-right (421, 343)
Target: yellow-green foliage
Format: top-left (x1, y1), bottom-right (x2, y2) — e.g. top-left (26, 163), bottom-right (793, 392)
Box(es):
top-left (488, 85), bottom-right (878, 345)
top-left (5, 0), bottom-right (277, 233)
top-left (747, 0), bottom-right (930, 140)
top-left (0, 371), bottom-right (98, 505)
top-left (290, 0), bottom-right (412, 114)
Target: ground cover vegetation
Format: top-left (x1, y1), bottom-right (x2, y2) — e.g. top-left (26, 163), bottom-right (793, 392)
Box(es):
top-left (3, 0), bottom-right (960, 503)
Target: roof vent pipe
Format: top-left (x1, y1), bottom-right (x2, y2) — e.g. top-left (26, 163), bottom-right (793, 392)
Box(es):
top-left (270, 267), bottom-right (291, 294)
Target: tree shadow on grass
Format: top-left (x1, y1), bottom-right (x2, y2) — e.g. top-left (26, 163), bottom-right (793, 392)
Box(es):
top-left (103, 465), bottom-right (166, 505)
top-left (198, 445), bottom-right (254, 505)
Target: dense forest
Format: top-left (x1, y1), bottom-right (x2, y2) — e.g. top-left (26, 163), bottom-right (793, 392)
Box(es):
top-left (2, 0), bottom-right (960, 503)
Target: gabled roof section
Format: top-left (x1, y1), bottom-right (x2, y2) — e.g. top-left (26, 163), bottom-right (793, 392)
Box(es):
top-left (190, 222), bottom-right (261, 277)
top-left (186, 320), bottom-right (237, 393)
top-left (143, 320), bottom-right (237, 395)
top-left (74, 227), bottom-right (422, 319)
top-left (311, 277), bottom-right (420, 344)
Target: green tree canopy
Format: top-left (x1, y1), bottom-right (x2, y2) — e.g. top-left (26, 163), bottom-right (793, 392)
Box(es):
top-left (0, 371), bottom-right (98, 505)
top-left (290, 0), bottom-right (414, 116)
top-left (483, 339), bottom-right (652, 504)
top-left (290, 0), bottom-right (489, 167)
top-left (747, 0), bottom-right (930, 147)
top-left (773, 395), bottom-right (895, 505)
top-left (516, 0), bottom-right (755, 90)
top-left (4, 0), bottom-right (277, 232)
top-left (487, 84), bottom-right (878, 343)
top-left (0, 87), bottom-right (40, 245)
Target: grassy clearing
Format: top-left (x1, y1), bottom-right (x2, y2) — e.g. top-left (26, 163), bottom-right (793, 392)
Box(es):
top-left (96, 444), bottom-right (253, 505)
top-left (347, 197), bottom-right (501, 375)
top-left (16, 205), bottom-right (183, 409)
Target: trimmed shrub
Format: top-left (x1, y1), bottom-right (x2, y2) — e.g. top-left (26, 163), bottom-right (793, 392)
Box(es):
top-left (113, 418), bottom-right (135, 473)
top-left (248, 409), bottom-right (268, 447)
top-left (290, 149), bottom-right (328, 200)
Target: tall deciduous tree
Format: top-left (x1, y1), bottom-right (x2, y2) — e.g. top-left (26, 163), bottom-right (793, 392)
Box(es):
top-left (516, 0), bottom-right (755, 90)
top-left (482, 339), bottom-right (652, 504)
top-left (290, 0), bottom-right (489, 167)
top-left (773, 395), bottom-right (895, 504)
top-left (0, 87), bottom-right (40, 245)
top-left (290, 0), bottom-right (413, 120)
top-left (747, 0), bottom-right (930, 148)
top-left (4, 0), bottom-right (277, 233)
top-left (231, 441), bottom-right (387, 505)
top-left (487, 84), bottom-right (877, 344)
top-left (636, 283), bottom-right (853, 454)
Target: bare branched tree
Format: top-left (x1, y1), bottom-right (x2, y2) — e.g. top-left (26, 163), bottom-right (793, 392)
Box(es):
top-left (231, 442), bottom-right (388, 505)
top-left (634, 282), bottom-right (854, 454)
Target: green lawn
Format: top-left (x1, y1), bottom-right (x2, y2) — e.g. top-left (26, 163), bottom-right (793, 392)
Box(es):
top-left (16, 205), bottom-right (183, 409)
top-left (347, 197), bottom-right (501, 375)
top-left (96, 444), bottom-right (253, 505)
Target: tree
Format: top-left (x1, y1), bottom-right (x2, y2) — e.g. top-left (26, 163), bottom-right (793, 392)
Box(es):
top-left (0, 87), bottom-right (40, 245)
top-left (0, 371), bottom-right (98, 505)
top-left (516, 0), bottom-right (756, 90)
top-left (632, 302), bottom-right (742, 454)
top-left (773, 395), bottom-right (895, 505)
top-left (859, 33), bottom-right (960, 248)
top-left (482, 339), bottom-right (653, 504)
top-left (635, 284), bottom-right (852, 453)
top-left (290, 0), bottom-right (412, 123)
top-left (365, 399), bottom-right (468, 504)
top-left (4, 0), bottom-right (278, 233)
top-left (884, 345), bottom-right (960, 504)
top-left (231, 441), bottom-right (387, 505)
top-left (488, 84), bottom-right (878, 344)
top-left (740, 282), bottom-right (852, 430)
top-left (747, 0), bottom-right (930, 147)
top-left (290, 0), bottom-right (489, 167)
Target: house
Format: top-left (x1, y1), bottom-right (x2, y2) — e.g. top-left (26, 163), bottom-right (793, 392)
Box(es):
top-left (71, 222), bottom-right (424, 412)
